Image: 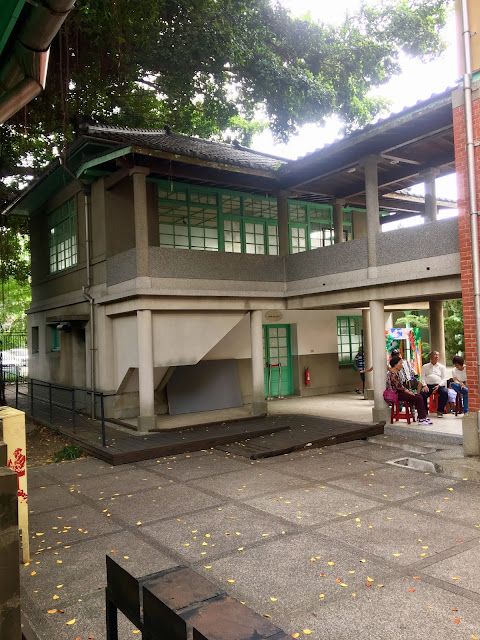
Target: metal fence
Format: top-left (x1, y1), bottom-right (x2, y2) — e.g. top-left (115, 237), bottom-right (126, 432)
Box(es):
top-left (0, 332), bottom-right (28, 404)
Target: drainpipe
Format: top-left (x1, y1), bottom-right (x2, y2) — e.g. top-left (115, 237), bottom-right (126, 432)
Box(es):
top-left (80, 184), bottom-right (96, 419)
top-left (460, 0), bottom-right (480, 443)
top-left (0, 0), bottom-right (76, 123)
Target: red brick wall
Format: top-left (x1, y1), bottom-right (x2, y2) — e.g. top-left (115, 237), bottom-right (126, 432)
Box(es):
top-left (453, 95), bottom-right (480, 411)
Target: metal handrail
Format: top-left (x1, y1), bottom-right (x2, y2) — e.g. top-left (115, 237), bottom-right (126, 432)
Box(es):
top-left (21, 377), bottom-right (112, 447)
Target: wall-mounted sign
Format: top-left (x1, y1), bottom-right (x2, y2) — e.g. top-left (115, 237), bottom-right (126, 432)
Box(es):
top-left (264, 310), bottom-right (283, 322)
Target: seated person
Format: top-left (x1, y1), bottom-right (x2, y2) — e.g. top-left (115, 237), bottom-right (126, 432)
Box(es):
top-left (386, 356), bottom-right (432, 425)
top-left (420, 350), bottom-right (448, 418)
top-left (390, 349), bottom-right (420, 392)
top-left (451, 355), bottom-right (468, 414)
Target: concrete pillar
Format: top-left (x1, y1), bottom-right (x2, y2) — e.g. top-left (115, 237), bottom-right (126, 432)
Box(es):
top-left (364, 156), bottom-right (380, 272)
top-left (0, 466), bottom-right (21, 640)
top-left (250, 310), bottom-right (267, 416)
top-left (423, 169), bottom-right (438, 222)
top-left (362, 308), bottom-right (374, 399)
top-left (130, 167), bottom-right (151, 278)
top-left (333, 199), bottom-right (345, 244)
top-left (370, 300), bottom-right (390, 424)
top-left (277, 191), bottom-right (289, 256)
top-left (137, 309), bottom-right (156, 431)
top-left (429, 300), bottom-right (445, 365)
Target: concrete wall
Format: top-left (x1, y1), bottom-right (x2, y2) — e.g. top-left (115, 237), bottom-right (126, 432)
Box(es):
top-left (204, 308), bottom-right (362, 404)
top-left (376, 218), bottom-right (459, 266)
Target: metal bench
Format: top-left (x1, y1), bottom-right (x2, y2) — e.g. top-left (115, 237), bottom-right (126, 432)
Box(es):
top-left (105, 556), bottom-right (289, 640)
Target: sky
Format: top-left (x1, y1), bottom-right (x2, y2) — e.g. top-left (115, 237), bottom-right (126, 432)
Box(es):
top-left (251, 0), bottom-right (459, 205)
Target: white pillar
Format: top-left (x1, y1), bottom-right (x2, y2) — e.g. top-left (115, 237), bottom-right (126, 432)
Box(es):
top-left (130, 167), bottom-right (151, 278)
top-left (370, 300), bottom-right (390, 424)
top-left (333, 199), bottom-right (345, 244)
top-left (364, 155), bottom-right (380, 272)
top-left (429, 300), bottom-right (446, 364)
top-left (277, 191), bottom-right (289, 256)
top-left (137, 309), bottom-right (156, 431)
top-left (250, 310), bottom-right (267, 416)
top-left (363, 308), bottom-right (374, 399)
top-left (423, 169), bottom-right (438, 222)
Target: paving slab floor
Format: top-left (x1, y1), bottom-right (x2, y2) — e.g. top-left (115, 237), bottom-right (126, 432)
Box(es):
top-left (20, 433), bottom-right (480, 640)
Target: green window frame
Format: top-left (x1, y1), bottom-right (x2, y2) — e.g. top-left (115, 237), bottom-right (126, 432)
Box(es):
top-left (288, 202), bottom-right (334, 253)
top-left (158, 184), bottom-right (219, 251)
top-left (48, 198), bottom-right (77, 273)
top-left (155, 179), bottom-right (358, 256)
top-left (156, 180), bottom-right (279, 255)
top-left (51, 327), bottom-right (61, 352)
top-left (337, 315), bottom-right (362, 365)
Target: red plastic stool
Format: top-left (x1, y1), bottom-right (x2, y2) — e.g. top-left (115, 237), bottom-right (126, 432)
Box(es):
top-left (429, 392), bottom-right (448, 414)
top-left (390, 401), bottom-right (416, 424)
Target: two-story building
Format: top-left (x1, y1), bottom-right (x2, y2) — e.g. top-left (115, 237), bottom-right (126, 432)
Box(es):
top-left (5, 88), bottom-right (461, 433)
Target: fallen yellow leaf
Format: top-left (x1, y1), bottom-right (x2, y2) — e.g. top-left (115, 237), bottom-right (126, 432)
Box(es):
top-left (302, 630), bottom-right (312, 635)
top-left (66, 619), bottom-right (76, 625)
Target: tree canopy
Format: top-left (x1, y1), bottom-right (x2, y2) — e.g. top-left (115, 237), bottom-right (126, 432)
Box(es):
top-left (0, 0), bottom-right (452, 187)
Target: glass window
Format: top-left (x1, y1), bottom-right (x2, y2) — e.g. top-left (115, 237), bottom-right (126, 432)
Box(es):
top-left (221, 195), bottom-right (242, 216)
top-left (337, 316), bottom-right (362, 365)
top-left (32, 326), bottom-right (39, 353)
top-left (51, 327), bottom-right (61, 352)
top-left (48, 199), bottom-right (77, 273)
top-left (223, 219), bottom-right (242, 253)
top-left (290, 225), bottom-right (307, 253)
top-left (288, 203), bottom-right (307, 222)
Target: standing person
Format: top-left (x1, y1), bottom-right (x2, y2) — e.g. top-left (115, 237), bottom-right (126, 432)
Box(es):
top-left (451, 355), bottom-right (468, 414)
top-left (420, 351), bottom-right (448, 418)
top-left (387, 356), bottom-right (432, 424)
top-left (353, 348), bottom-right (365, 394)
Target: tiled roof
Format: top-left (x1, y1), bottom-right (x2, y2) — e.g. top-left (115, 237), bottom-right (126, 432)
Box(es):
top-left (79, 123), bottom-right (289, 173)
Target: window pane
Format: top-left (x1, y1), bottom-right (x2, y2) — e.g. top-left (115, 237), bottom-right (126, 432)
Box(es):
top-left (48, 199), bottom-right (77, 274)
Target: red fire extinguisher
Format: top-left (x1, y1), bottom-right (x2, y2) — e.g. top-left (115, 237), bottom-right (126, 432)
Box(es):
top-left (304, 367), bottom-right (311, 387)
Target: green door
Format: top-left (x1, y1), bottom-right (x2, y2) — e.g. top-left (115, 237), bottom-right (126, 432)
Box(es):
top-left (263, 324), bottom-right (293, 397)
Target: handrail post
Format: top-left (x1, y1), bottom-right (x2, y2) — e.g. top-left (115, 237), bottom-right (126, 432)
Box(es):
top-left (71, 388), bottom-right (76, 434)
top-left (49, 383), bottom-right (53, 424)
top-left (100, 393), bottom-right (106, 447)
top-left (30, 379), bottom-right (34, 416)
top-left (15, 370), bottom-right (18, 409)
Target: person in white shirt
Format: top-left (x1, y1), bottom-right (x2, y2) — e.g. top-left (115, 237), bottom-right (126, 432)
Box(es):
top-left (451, 355), bottom-right (468, 414)
top-left (420, 351), bottom-right (448, 418)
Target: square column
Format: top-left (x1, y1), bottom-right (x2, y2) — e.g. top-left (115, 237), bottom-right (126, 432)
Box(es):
top-left (130, 167), bottom-right (151, 279)
top-left (137, 309), bottom-right (156, 432)
top-left (250, 310), bottom-right (267, 416)
top-left (369, 300), bottom-right (390, 424)
top-left (422, 169), bottom-right (438, 222)
top-left (333, 199), bottom-right (345, 244)
top-left (362, 308), bottom-right (374, 400)
top-left (276, 191), bottom-right (289, 256)
top-left (428, 300), bottom-right (445, 365)
top-left (363, 155), bottom-right (380, 273)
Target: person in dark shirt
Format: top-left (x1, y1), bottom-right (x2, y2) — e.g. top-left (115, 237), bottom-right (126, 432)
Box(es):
top-left (353, 349), bottom-right (365, 394)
